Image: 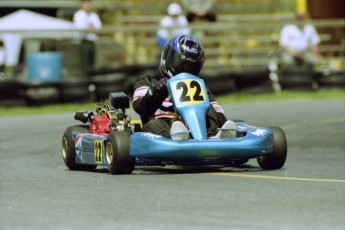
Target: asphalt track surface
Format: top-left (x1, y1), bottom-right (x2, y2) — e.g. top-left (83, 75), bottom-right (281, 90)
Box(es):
top-left (0, 98), bottom-right (344, 230)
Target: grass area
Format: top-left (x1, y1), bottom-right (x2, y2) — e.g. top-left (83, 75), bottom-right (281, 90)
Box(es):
top-left (0, 89), bottom-right (344, 117)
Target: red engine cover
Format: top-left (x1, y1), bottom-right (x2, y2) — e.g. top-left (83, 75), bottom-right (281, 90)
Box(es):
top-left (89, 114), bottom-right (111, 135)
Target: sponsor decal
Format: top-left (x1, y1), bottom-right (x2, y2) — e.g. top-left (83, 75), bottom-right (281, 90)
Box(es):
top-left (141, 133), bottom-right (162, 139)
top-left (251, 128), bottom-right (268, 137)
top-left (181, 44), bottom-right (198, 53)
top-left (74, 134), bottom-right (84, 163)
top-left (181, 55), bottom-right (196, 62)
top-left (74, 134), bottom-right (82, 146)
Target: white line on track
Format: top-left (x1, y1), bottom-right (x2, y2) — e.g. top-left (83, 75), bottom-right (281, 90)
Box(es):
top-left (209, 172), bottom-right (345, 183)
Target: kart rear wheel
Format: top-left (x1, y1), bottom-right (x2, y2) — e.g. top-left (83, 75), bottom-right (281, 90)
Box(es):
top-left (257, 126), bottom-right (287, 170)
top-left (62, 125), bottom-right (97, 171)
top-left (105, 131), bottom-right (135, 174)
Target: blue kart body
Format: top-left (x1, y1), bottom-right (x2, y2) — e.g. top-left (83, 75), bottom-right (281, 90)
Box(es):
top-left (131, 125), bottom-right (273, 165)
top-left (63, 73), bottom-right (286, 172)
top-left (129, 73), bottom-right (274, 166)
top-left (71, 123), bottom-right (274, 166)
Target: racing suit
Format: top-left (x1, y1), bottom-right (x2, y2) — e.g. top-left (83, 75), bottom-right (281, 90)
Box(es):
top-left (133, 71), bottom-right (227, 138)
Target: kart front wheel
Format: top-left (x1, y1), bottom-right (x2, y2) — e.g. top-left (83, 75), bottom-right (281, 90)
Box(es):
top-left (106, 131), bottom-right (135, 174)
top-left (62, 125), bottom-right (97, 171)
top-left (257, 126), bottom-right (287, 170)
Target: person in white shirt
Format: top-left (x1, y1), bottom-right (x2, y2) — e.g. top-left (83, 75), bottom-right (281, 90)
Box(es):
top-left (279, 13), bottom-right (321, 68)
top-left (157, 3), bottom-right (191, 49)
top-left (73, 0), bottom-right (102, 77)
top-left (182, 0), bottom-right (217, 22)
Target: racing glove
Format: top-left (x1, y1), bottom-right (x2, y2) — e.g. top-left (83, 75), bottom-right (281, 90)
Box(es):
top-left (133, 78), bottom-right (169, 121)
top-left (149, 78), bottom-right (168, 105)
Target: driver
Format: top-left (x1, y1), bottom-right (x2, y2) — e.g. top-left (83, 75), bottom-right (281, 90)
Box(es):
top-left (133, 35), bottom-right (236, 140)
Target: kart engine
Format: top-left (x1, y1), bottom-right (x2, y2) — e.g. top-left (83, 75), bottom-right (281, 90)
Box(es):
top-left (74, 92), bottom-right (137, 135)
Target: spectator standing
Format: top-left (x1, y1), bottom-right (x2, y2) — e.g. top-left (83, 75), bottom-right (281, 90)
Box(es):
top-left (279, 12), bottom-right (321, 68)
top-left (157, 3), bottom-right (191, 49)
top-left (182, 0), bottom-right (217, 22)
top-left (73, 0), bottom-right (102, 77)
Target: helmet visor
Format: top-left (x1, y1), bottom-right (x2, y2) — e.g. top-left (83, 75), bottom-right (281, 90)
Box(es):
top-left (167, 50), bottom-right (204, 76)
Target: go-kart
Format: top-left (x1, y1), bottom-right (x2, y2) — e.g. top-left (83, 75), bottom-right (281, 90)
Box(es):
top-left (62, 73), bottom-right (287, 174)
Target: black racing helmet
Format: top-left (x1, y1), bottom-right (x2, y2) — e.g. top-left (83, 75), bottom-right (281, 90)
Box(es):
top-left (159, 35), bottom-right (205, 78)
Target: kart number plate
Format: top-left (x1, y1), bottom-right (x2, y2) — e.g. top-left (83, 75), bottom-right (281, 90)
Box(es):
top-left (174, 79), bottom-right (206, 105)
top-left (94, 140), bottom-right (103, 164)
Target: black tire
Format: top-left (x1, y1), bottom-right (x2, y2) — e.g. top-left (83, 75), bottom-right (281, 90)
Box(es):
top-left (62, 125), bottom-right (97, 171)
top-left (257, 126), bottom-right (287, 170)
top-left (105, 131), bottom-right (135, 174)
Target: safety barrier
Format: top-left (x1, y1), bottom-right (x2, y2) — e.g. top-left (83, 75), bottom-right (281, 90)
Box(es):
top-left (0, 67), bottom-right (344, 106)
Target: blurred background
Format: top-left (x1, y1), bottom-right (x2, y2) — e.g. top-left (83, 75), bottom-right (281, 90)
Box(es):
top-left (0, 0), bottom-right (344, 106)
